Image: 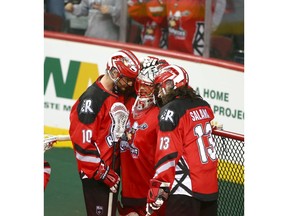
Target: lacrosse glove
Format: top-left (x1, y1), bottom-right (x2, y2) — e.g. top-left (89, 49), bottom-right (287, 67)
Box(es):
top-left (146, 179), bottom-right (170, 215)
top-left (94, 161), bottom-right (120, 193)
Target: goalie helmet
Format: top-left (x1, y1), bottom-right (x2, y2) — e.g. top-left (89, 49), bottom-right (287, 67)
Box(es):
top-left (132, 62), bottom-right (168, 118)
top-left (154, 64), bottom-right (189, 97)
top-left (106, 49), bottom-right (141, 83)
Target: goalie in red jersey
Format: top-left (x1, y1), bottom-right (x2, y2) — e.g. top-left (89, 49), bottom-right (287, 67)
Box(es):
top-left (146, 64), bottom-right (218, 216)
top-left (69, 49), bottom-right (141, 216)
top-left (118, 57), bottom-right (169, 216)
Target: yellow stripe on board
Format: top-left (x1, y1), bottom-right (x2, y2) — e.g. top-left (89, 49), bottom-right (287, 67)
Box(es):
top-left (217, 160), bottom-right (244, 184)
top-left (73, 62), bottom-right (99, 100)
top-left (44, 126), bottom-right (73, 148)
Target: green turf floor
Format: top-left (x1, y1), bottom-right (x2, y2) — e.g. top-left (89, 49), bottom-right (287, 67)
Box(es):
top-left (44, 147), bottom-right (86, 216)
top-left (44, 148), bottom-right (244, 216)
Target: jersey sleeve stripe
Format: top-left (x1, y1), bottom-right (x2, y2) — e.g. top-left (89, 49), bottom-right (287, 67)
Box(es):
top-left (154, 160), bottom-right (175, 178)
top-left (75, 151), bottom-right (101, 164)
top-left (44, 167), bottom-right (51, 174)
top-left (155, 152), bottom-right (178, 169)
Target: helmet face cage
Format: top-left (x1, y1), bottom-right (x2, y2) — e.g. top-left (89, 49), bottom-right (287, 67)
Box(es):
top-left (154, 65), bottom-right (189, 97)
top-left (106, 67), bottom-right (134, 94)
top-left (132, 64), bottom-right (163, 118)
top-left (107, 67), bottom-right (121, 83)
top-left (135, 65), bottom-right (160, 96)
top-left (132, 95), bottom-right (155, 119)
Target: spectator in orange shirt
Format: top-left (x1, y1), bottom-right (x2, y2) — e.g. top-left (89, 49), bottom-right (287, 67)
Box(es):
top-left (127, 0), bottom-right (167, 48)
top-left (128, 0), bottom-right (226, 56)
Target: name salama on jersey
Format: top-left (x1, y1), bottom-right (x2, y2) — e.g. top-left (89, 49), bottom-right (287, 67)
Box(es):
top-left (190, 108), bottom-right (210, 121)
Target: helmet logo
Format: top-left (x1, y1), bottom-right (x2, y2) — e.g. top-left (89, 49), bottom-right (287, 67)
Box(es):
top-left (123, 57), bottom-right (137, 72)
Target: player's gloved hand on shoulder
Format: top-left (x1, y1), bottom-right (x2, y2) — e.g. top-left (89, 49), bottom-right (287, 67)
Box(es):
top-left (146, 179), bottom-right (170, 215)
top-left (94, 161), bottom-right (120, 193)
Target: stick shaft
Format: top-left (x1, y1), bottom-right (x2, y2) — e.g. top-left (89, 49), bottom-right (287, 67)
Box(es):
top-left (107, 141), bottom-right (117, 216)
top-left (107, 192), bottom-right (113, 216)
top-left (55, 135), bottom-right (71, 141)
top-left (44, 135), bottom-right (71, 142)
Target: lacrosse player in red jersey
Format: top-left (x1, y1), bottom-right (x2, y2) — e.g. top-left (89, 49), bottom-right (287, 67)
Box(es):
top-left (44, 161), bottom-right (51, 190)
top-left (117, 57), bottom-right (169, 216)
top-left (146, 65), bottom-right (218, 216)
top-left (44, 136), bottom-right (57, 191)
top-left (69, 49), bottom-right (141, 216)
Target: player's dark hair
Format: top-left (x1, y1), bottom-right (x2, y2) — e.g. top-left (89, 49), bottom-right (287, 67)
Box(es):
top-left (160, 85), bottom-right (202, 106)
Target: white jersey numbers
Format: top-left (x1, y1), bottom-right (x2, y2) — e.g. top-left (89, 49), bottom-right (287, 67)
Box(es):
top-left (158, 123), bottom-right (216, 163)
top-left (159, 136), bottom-right (170, 150)
top-left (82, 129), bottom-right (92, 143)
top-left (194, 123), bottom-right (217, 163)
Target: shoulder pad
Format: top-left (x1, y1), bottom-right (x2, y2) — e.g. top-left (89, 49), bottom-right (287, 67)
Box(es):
top-left (77, 84), bottom-right (110, 124)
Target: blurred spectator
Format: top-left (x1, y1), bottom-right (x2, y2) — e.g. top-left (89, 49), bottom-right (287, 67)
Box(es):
top-left (127, 0), bottom-right (226, 57)
top-left (212, 0), bottom-right (227, 32)
top-left (211, 0), bottom-right (244, 63)
top-left (165, 0), bottom-right (205, 55)
top-left (65, 0), bottom-right (122, 41)
top-left (45, 0), bottom-right (66, 19)
top-left (127, 0), bottom-right (167, 48)
top-left (166, 0), bottom-right (226, 56)
top-left (64, 0), bottom-right (88, 35)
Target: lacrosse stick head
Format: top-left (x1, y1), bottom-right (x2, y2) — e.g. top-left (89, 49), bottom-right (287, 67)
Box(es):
top-left (44, 135), bottom-right (57, 152)
top-left (109, 102), bottom-right (129, 142)
top-left (44, 134), bottom-right (70, 152)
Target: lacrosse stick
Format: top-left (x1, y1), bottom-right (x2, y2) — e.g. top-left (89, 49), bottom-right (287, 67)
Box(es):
top-left (44, 134), bottom-right (70, 152)
top-left (107, 102), bottom-right (129, 216)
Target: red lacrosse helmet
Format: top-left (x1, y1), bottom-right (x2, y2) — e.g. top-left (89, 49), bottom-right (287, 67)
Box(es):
top-left (154, 64), bottom-right (189, 96)
top-left (106, 49), bottom-right (141, 80)
top-left (135, 62), bottom-right (168, 95)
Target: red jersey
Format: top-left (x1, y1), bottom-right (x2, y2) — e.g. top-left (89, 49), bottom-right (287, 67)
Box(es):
top-left (165, 0), bottom-right (205, 55)
top-left (128, 0), bottom-right (167, 48)
top-left (69, 76), bottom-right (123, 179)
top-left (154, 97), bottom-right (218, 201)
top-left (44, 161), bottom-right (51, 190)
top-left (120, 103), bottom-right (160, 206)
